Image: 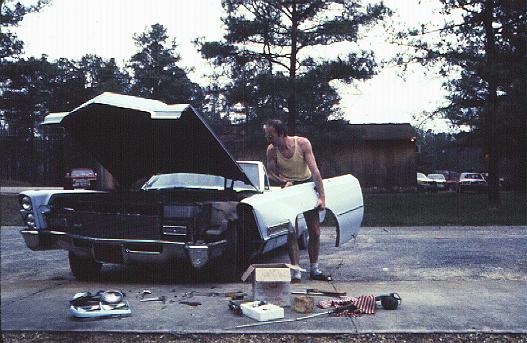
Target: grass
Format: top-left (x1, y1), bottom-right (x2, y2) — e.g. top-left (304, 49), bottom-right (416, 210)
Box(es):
top-left (362, 191), bottom-right (526, 226)
top-left (0, 179), bottom-right (35, 187)
top-left (1, 192), bottom-right (526, 227)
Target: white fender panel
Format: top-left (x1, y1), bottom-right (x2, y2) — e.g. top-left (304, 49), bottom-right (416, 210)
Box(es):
top-left (241, 174), bottom-right (363, 247)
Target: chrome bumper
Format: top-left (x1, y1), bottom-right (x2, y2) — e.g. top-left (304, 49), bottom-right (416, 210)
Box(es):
top-left (20, 229), bottom-right (227, 269)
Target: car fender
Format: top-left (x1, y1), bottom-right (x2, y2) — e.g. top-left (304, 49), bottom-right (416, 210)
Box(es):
top-left (19, 189), bottom-right (103, 230)
top-left (240, 174), bottom-right (363, 248)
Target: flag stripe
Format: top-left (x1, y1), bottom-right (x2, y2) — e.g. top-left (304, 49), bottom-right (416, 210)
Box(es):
top-left (318, 295), bottom-right (376, 317)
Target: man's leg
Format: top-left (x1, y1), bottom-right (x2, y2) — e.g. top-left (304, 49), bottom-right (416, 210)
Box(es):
top-left (304, 210), bottom-right (331, 281)
top-left (304, 210), bottom-right (320, 264)
top-left (287, 231), bottom-right (300, 266)
top-left (287, 222), bottom-right (301, 282)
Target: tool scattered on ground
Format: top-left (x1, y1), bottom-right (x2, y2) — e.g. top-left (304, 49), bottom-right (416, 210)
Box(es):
top-left (179, 301), bottom-right (202, 307)
top-left (140, 296), bottom-right (166, 304)
top-left (228, 301), bottom-right (243, 316)
top-left (69, 290), bottom-right (131, 319)
top-left (182, 291), bottom-right (246, 300)
top-left (139, 290), bottom-right (152, 299)
top-left (291, 288), bottom-right (346, 297)
top-left (232, 303), bottom-right (360, 329)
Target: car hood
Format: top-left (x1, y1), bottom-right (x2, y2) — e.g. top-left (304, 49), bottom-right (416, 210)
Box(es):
top-left (46, 93), bottom-right (253, 188)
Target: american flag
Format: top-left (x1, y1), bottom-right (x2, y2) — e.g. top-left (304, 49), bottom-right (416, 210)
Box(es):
top-left (318, 295), bottom-right (376, 317)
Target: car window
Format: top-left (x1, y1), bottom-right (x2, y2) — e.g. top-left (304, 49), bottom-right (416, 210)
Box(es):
top-left (142, 173), bottom-right (225, 190)
top-left (71, 169), bottom-right (95, 177)
top-left (427, 174), bottom-right (445, 180)
top-left (142, 171), bottom-right (258, 191)
top-left (234, 163), bottom-right (260, 190)
top-left (465, 174), bottom-right (483, 179)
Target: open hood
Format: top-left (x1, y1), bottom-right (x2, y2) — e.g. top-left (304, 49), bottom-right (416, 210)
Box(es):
top-left (46, 93), bottom-right (253, 188)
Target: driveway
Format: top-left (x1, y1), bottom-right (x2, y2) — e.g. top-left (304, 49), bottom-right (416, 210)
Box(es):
top-left (1, 225), bottom-right (526, 334)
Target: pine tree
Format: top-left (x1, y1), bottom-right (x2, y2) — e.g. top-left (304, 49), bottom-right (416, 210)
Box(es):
top-left (198, 0), bottom-right (390, 134)
top-left (397, 0), bottom-right (526, 203)
top-left (128, 23), bottom-right (203, 107)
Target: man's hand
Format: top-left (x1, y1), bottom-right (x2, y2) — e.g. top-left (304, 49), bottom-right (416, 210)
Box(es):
top-left (283, 181), bottom-right (294, 188)
top-left (316, 197), bottom-right (326, 210)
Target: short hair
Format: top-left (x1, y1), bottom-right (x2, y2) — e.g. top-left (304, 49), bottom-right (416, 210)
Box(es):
top-left (265, 119), bottom-right (288, 137)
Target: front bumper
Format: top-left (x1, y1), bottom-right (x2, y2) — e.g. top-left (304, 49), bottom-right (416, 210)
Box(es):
top-left (20, 229), bottom-right (227, 269)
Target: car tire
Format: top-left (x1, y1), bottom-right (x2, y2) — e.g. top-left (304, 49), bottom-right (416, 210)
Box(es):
top-left (215, 223), bottom-right (251, 282)
top-left (68, 252), bottom-right (102, 281)
top-left (298, 230), bottom-right (309, 250)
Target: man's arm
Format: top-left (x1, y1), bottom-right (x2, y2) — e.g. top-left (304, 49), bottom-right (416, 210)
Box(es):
top-left (299, 138), bottom-right (326, 209)
top-left (266, 145), bottom-right (290, 186)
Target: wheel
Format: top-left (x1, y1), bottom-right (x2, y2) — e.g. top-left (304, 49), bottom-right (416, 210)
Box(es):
top-left (68, 252), bottom-right (102, 281)
top-left (214, 223), bottom-right (251, 282)
top-left (298, 230), bottom-right (309, 250)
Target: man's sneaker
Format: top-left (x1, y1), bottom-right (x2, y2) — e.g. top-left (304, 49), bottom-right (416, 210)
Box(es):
top-left (310, 272), bottom-right (332, 281)
top-left (291, 276), bottom-right (302, 284)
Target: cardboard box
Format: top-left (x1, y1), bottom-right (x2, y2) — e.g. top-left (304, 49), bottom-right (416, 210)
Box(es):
top-left (240, 301), bottom-right (284, 321)
top-left (241, 263), bottom-right (306, 307)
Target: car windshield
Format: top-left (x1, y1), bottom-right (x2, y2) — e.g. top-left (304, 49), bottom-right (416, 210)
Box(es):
top-left (417, 173), bottom-right (427, 179)
top-left (142, 164), bottom-right (259, 191)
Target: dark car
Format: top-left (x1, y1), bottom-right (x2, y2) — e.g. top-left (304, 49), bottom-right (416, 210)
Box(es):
top-left (18, 93), bottom-right (364, 282)
top-left (64, 168), bottom-right (97, 190)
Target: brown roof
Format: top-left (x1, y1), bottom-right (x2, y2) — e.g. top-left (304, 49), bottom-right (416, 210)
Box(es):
top-left (348, 123), bottom-right (416, 141)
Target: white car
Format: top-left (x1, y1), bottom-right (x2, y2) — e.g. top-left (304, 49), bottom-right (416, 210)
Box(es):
top-left (417, 173), bottom-right (437, 192)
top-left (427, 174), bottom-right (447, 190)
top-left (18, 93), bottom-right (364, 281)
top-left (458, 172), bottom-right (487, 192)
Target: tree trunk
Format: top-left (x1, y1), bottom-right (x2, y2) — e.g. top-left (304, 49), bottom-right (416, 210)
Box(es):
top-left (483, 0), bottom-right (500, 208)
top-left (287, 0), bottom-right (298, 135)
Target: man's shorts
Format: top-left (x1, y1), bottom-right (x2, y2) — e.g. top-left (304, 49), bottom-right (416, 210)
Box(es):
top-left (291, 178), bottom-right (319, 222)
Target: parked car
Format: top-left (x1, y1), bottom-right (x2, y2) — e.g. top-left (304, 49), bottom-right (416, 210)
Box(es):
top-left (434, 170), bottom-right (460, 191)
top-left (427, 174), bottom-right (447, 190)
top-left (64, 167), bottom-right (97, 190)
top-left (458, 172), bottom-right (487, 192)
top-left (18, 93), bottom-right (364, 281)
top-left (417, 173), bottom-right (437, 192)
top-left (480, 173), bottom-right (505, 189)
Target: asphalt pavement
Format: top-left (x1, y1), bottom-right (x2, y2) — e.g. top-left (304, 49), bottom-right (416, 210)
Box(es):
top-left (1, 225), bottom-right (526, 334)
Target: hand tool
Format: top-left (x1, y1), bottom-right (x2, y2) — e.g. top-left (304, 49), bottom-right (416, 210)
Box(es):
top-left (140, 296), bottom-right (166, 304)
top-left (231, 303), bottom-right (359, 329)
top-left (291, 288), bottom-right (346, 297)
top-left (182, 290), bottom-right (247, 299)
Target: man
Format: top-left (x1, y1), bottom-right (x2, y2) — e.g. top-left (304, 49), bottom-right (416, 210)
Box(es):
top-left (264, 119), bottom-right (331, 282)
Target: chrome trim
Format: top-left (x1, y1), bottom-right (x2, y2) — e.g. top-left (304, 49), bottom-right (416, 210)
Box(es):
top-left (20, 230), bottom-right (39, 235)
top-left (162, 225), bottom-right (187, 236)
top-left (267, 221), bottom-right (290, 237)
top-left (125, 249), bottom-right (161, 255)
top-left (268, 229), bottom-right (289, 238)
top-left (337, 205), bottom-right (364, 217)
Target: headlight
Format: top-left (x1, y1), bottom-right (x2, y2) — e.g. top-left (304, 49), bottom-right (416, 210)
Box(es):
top-left (25, 213), bottom-right (36, 228)
top-left (21, 196), bottom-right (32, 211)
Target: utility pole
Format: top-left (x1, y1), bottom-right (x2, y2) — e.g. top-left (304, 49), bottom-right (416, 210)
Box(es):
top-left (483, 0), bottom-right (500, 208)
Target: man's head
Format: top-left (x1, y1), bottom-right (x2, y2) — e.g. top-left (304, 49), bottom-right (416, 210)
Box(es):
top-left (264, 119), bottom-right (288, 144)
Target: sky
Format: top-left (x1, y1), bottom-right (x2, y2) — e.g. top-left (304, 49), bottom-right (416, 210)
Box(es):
top-left (15, 0), bottom-right (455, 132)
